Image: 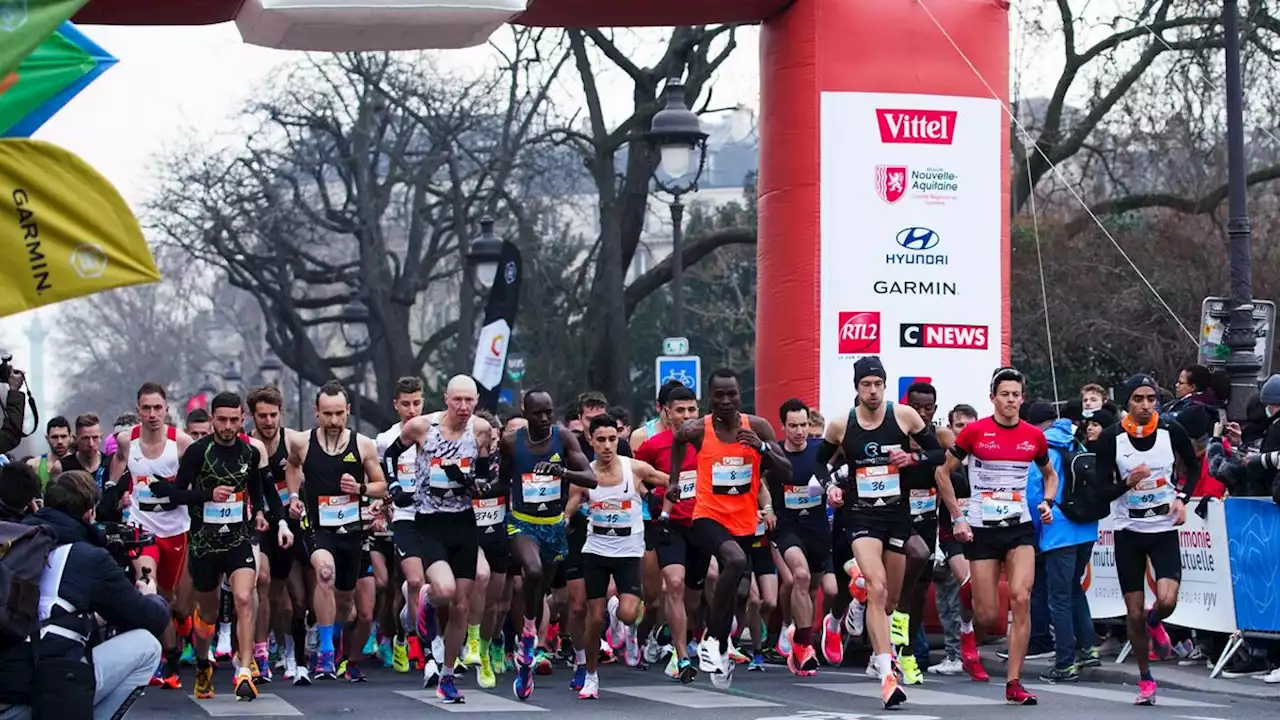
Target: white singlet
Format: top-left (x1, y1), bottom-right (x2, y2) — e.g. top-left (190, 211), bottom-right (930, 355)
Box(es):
top-left (376, 422), bottom-right (419, 524)
top-left (582, 458), bottom-right (645, 559)
top-left (1113, 430), bottom-right (1177, 534)
top-left (127, 425), bottom-right (190, 539)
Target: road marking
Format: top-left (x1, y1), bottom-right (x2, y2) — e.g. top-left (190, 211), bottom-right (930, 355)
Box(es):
top-left (397, 690), bottom-right (548, 712)
top-left (806, 683), bottom-right (1004, 706)
top-left (605, 685), bottom-right (781, 708)
top-left (1176, 715), bottom-right (1230, 720)
top-left (1023, 684), bottom-right (1227, 707)
top-left (188, 693), bottom-right (302, 716)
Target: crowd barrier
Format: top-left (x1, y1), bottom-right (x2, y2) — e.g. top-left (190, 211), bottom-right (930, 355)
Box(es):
top-left (1081, 497), bottom-right (1280, 678)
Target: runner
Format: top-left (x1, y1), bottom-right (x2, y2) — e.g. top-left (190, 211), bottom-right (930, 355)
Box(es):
top-left (27, 416), bottom-right (70, 489)
top-left (283, 381), bottom-right (389, 681)
top-left (470, 408), bottom-right (511, 690)
top-left (817, 357), bottom-right (940, 708)
top-left (570, 413), bottom-right (668, 699)
top-left (1093, 373), bottom-right (1198, 705)
top-left (771, 398), bottom-right (834, 675)
top-left (667, 367), bottom-right (789, 689)
top-left (375, 377), bottom-right (428, 676)
top-left (384, 374), bottom-right (494, 702)
top-left (54, 413), bottom-right (108, 491)
top-left (935, 367), bottom-right (1057, 705)
top-left (248, 385), bottom-right (311, 683)
top-left (636, 384), bottom-right (703, 683)
top-left (934, 404), bottom-right (986, 681)
top-left (186, 409), bottom-right (213, 441)
top-left (110, 382), bottom-right (196, 690)
top-left (156, 391), bottom-right (290, 701)
top-left (499, 389), bottom-right (596, 700)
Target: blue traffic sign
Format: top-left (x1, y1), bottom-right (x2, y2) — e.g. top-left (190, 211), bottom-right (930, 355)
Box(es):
top-left (655, 355), bottom-right (702, 399)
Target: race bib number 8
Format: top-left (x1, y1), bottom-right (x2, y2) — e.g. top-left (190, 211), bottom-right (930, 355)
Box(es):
top-left (203, 493), bottom-right (245, 525)
top-left (319, 495), bottom-right (359, 527)
top-left (711, 458), bottom-right (753, 495)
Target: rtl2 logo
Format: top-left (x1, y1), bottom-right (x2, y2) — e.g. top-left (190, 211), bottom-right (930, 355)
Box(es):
top-left (838, 312), bottom-right (881, 354)
top-left (876, 109), bottom-right (957, 145)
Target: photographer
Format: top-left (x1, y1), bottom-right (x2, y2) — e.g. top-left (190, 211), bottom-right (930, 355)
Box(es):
top-left (0, 471), bottom-right (169, 720)
top-left (0, 359), bottom-right (26, 455)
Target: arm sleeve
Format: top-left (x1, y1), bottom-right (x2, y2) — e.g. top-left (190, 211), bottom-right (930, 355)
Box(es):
top-left (1095, 430), bottom-right (1128, 503)
top-left (1168, 422), bottom-right (1201, 496)
top-left (949, 423), bottom-right (975, 461)
top-left (910, 425), bottom-right (944, 465)
top-left (815, 440), bottom-right (839, 484)
top-left (152, 444), bottom-right (212, 505)
top-left (256, 464), bottom-right (283, 520)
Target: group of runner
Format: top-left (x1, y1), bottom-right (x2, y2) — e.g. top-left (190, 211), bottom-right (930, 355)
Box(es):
top-left (28, 360), bottom-right (1199, 709)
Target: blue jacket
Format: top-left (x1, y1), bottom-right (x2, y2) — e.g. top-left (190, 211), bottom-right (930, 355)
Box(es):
top-left (1027, 418), bottom-right (1099, 552)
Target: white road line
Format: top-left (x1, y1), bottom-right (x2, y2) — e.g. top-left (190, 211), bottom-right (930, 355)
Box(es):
top-left (604, 684), bottom-right (782, 708)
top-left (1023, 684), bottom-right (1227, 708)
top-left (397, 690), bottom-right (549, 712)
top-left (188, 693), bottom-right (303, 716)
top-left (805, 683), bottom-right (1004, 706)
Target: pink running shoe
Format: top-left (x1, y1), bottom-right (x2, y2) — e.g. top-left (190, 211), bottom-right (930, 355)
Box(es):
top-left (1135, 679), bottom-right (1157, 705)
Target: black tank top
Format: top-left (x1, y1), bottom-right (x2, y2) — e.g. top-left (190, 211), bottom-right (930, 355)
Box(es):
top-left (303, 429), bottom-right (366, 532)
top-left (841, 402), bottom-right (910, 511)
top-left (510, 427), bottom-right (567, 519)
top-left (261, 431), bottom-right (291, 523)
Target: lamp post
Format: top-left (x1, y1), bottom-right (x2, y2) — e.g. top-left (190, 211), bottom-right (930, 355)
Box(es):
top-left (222, 359), bottom-right (243, 395)
top-left (259, 351), bottom-right (284, 388)
top-left (1222, 0), bottom-right (1259, 422)
top-left (645, 74), bottom-right (709, 340)
top-left (197, 377), bottom-right (217, 410)
top-left (341, 299), bottom-right (371, 432)
top-left (467, 217), bottom-right (505, 292)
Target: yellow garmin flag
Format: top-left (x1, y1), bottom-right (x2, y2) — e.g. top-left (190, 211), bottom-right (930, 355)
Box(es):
top-left (0, 139), bottom-right (160, 317)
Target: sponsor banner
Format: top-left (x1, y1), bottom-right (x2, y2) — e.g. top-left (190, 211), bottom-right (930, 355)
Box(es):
top-left (820, 93), bottom-right (1002, 418)
top-left (1086, 502), bottom-right (1236, 633)
top-left (1225, 497), bottom-right (1280, 633)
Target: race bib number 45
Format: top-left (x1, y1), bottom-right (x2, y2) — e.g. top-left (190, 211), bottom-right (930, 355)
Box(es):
top-left (979, 491), bottom-right (1025, 526)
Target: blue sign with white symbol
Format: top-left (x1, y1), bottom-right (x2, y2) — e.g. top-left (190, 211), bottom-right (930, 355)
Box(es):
top-left (498, 387), bottom-right (515, 406)
top-left (655, 355), bottom-right (702, 400)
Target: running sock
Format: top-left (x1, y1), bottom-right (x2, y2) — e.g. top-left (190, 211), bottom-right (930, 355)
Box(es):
top-left (1140, 670), bottom-right (1154, 682)
top-left (219, 583), bottom-right (234, 624)
top-left (873, 652), bottom-right (892, 678)
top-left (522, 617), bottom-right (537, 636)
top-left (442, 665), bottom-right (454, 678)
top-left (318, 625), bottom-right (335, 653)
top-left (253, 642), bottom-right (268, 660)
top-left (574, 648), bottom-right (586, 665)
top-left (164, 646), bottom-right (181, 676)
top-left (197, 657), bottom-right (211, 672)
top-left (284, 636), bottom-right (296, 659)
top-left (793, 627), bottom-right (812, 647)
top-left (960, 619), bottom-right (974, 634)
top-left (1146, 608), bottom-right (1161, 628)
top-left (467, 624), bottom-right (481, 644)
top-left (292, 616), bottom-right (308, 663)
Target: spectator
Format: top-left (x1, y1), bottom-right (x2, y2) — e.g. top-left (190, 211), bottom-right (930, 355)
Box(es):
top-left (0, 365), bottom-right (27, 455)
top-left (0, 460), bottom-right (41, 521)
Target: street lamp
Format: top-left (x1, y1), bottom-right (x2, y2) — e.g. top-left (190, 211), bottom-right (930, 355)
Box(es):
top-left (646, 74), bottom-right (709, 340)
top-left (197, 377), bottom-right (218, 409)
top-left (466, 217), bottom-right (505, 291)
top-left (1221, 0), bottom-right (1260, 422)
top-left (222, 360), bottom-right (243, 395)
top-left (341, 299), bottom-right (371, 432)
top-left (259, 350), bottom-right (284, 388)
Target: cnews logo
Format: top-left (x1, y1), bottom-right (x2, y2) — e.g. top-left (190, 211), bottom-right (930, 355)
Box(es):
top-left (876, 109), bottom-right (957, 145)
top-left (900, 323), bottom-right (988, 350)
top-left (837, 311), bottom-right (881, 355)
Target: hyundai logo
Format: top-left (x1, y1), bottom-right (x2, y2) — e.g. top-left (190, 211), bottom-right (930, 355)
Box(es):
top-left (896, 227), bottom-right (940, 251)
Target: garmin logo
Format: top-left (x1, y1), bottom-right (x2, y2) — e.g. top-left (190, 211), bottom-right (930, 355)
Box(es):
top-left (13, 189), bottom-right (51, 295)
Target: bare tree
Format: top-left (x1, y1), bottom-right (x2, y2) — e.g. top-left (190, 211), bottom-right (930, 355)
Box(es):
top-left (150, 32), bottom-right (567, 429)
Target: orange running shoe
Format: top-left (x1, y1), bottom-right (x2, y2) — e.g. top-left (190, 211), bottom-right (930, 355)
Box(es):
top-left (881, 670), bottom-right (906, 708)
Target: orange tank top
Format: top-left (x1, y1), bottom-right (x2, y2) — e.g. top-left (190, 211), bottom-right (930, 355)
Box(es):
top-left (693, 414), bottom-right (761, 537)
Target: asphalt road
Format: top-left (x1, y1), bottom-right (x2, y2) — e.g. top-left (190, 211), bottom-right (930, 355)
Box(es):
top-left (127, 658), bottom-right (1277, 719)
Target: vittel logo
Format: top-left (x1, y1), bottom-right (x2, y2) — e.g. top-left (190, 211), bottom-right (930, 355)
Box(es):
top-left (876, 109), bottom-right (957, 145)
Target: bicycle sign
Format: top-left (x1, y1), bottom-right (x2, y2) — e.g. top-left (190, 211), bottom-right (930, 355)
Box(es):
top-left (655, 355), bottom-right (701, 399)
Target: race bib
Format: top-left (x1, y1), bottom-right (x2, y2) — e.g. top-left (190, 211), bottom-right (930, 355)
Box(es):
top-left (855, 466), bottom-right (900, 499)
top-left (396, 460), bottom-right (416, 492)
top-left (783, 484), bottom-right (821, 510)
top-left (319, 494), bottom-right (360, 527)
top-left (590, 499), bottom-right (633, 535)
top-left (910, 488), bottom-right (938, 516)
top-left (473, 497), bottom-right (506, 526)
top-left (276, 480), bottom-right (290, 507)
top-left (202, 492), bottom-right (245, 525)
top-left (678, 470), bottom-right (697, 500)
top-left (429, 457), bottom-right (471, 491)
top-left (521, 473), bottom-right (561, 504)
top-left (1126, 476), bottom-right (1173, 513)
top-left (979, 491), bottom-right (1025, 526)
top-left (711, 458), bottom-right (753, 495)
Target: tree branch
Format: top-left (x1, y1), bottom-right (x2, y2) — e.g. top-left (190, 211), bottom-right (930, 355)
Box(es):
top-left (1064, 162), bottom-right (1280, 235)
top-left (623, 226), bottom-right (755, 319)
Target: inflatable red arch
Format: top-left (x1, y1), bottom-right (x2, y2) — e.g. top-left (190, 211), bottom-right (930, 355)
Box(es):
top-left (78, 0), bottom-right (1009, 422)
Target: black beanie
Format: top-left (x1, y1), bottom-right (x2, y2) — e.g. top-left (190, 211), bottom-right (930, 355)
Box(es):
top-left (1121, 373), bottom-right (1159, 407)
top-left (854, 356), bottom-right (887, 385)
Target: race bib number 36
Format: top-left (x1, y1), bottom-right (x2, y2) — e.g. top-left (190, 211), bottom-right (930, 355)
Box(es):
top-left (855, 466), bottom-right (900, 499)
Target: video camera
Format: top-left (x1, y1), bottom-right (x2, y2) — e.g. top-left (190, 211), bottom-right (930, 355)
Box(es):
top-left (0, 353), bottom-right (13, 384)
top-left (96, 522), bottom-right (154, 565)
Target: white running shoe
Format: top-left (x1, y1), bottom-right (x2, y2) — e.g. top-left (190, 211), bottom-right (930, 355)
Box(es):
top-left (698, 637), bottom-right (725, 675)
top-left (776, 622), bottom-right (794, 657)
top-left (215, 624), bottom-right (233, 659)
top-left (423, 658), bottom-right (441, 688)
top-left (622, 626), bottom-right (641, 667)
top-left (928, 657), bottom-right (964, 676)
top-left (578, 671), bottom-right (599, 699)
top-left (292, 665), bottom-right (311, 686)
top-left (283, 653), bottom-right (299, 680)
top-left (607, 597), bottom-right (626, 650)
top-left (709, 652), bottom-right (734, 689)
top-left (643, 636), bottom-right (663, 665)
top-left (844, 601), bottom-right (866, 637)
